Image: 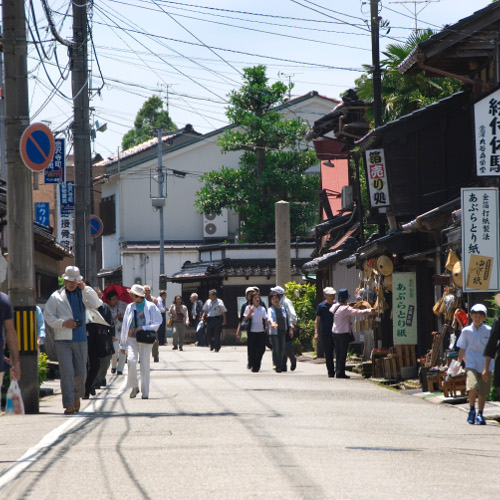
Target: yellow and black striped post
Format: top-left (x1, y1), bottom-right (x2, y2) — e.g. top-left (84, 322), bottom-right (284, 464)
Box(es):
top-left (14, 306), bottom-right (39, 414)
top-left (14, 306), bottom-right (37, 353)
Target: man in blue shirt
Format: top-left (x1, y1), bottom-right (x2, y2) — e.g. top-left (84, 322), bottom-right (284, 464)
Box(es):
top-left (44, 266), bottom-right (102, 414)
top-left (314, 287), bottom-right (337, 377)
top-left (457, 303), bottom-right (494, 425)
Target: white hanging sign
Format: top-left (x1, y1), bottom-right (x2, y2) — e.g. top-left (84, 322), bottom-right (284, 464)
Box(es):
top-left (474, 88), bottom-right (500, 176)
top-left (365, 148), bottom-right (391, 208)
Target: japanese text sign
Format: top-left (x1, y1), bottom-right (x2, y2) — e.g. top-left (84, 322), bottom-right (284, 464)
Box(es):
top-left (35, 202), bottom-right (50, 226)
top-left (44, 138), bottom-right (65, 184)
top-left (392, 272), bottom-right (417, 345)
top-left (59, 181), bottom-right (74, 214)
top-left (474, 88), bottom-right (500, 176)
top-left (461, 187), bottom-right (499, 291)
top-left (365, 148), bottom-right (390, 208)
top-left (57, 184), bottom-right (73, 252)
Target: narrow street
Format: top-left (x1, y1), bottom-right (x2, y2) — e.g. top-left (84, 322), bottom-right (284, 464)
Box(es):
top-left (1, 346), bottom-right (499, 500)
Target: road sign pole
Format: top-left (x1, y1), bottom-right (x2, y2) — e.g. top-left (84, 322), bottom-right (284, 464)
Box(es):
top-left (3, 0), bottom-right (38, 413)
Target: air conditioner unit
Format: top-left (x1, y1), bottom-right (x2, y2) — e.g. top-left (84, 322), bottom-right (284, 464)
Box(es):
top-left (203, 209), bottom-right (228, 239)
top-left (341, 186), bottom-right (354, 210)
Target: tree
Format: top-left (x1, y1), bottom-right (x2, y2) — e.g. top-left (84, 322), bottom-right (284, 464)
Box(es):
top-left (121, 95), bottom-right (176, 150)
top-left (195, 65), bottom-right (319, 242)
top-left (355, 30), bottom-right (462, 124)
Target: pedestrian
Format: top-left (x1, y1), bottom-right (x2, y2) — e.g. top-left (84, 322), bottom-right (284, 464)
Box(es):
top-left (107, 289), bottom-right (127, 375)
top-left (168, 295), bottom-right (189, 351)
top-left (155, 290), bottom-right (168, 345)
top-left (267, 292), bottom-right (289, 373)
top-left (270, 286), bottom-right (297, 371)
top-left (0, 292), bottom-right (21, 390)
top-left (36, 304), bottom-right (46, 349)
top-left (144, 284), bottom-right (160, 363)
top-left (330, 288), bottom-right (374, 379)
top-left (201, 290), bottom-right (227, 352)
top-left (120, 284), bottom-right (163, 399)
top-left (243, 293), bottom-right (268, 372)
top-left (91, 288), bottom-right (115, 395)
top-left (457, 303), bottom-right (494, 425)
top-left (236, 287), bottom-right (259, 368)
top-left (190, 293), bottom-right (205, 346)
top-left (482, 292), bottom-right (500, 398)
top-left (314, 287), bottom-right (337, 377)
top-left (44, 266), bottom-right (102, 414)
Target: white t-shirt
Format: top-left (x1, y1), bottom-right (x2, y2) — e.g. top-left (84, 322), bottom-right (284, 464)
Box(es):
top-left (244, 305), bottom-right (267, 332)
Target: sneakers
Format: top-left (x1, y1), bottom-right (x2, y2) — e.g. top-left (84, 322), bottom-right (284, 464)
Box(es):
top-left (173, 346), bottom-right (178, 350)
top-left (130, 387), bottom-right (139, 399)
top-left (467, 407), bottom-right (476, 425)
top-left (117, 371), bottom-right (123, 375)
top-left (111, 368), bottom-right (116, 374)
top-left (154, 357), bottom-right (159, 362)
top-left (476, 413), bottom-right (487, 425)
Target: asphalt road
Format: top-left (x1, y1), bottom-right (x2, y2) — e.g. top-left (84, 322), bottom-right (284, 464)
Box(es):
top-left (1, 345), bottom-right (499, 500)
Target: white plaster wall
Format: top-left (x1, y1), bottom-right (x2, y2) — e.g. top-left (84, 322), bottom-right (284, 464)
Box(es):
top-left (330, 263), bottom-right (360, 297)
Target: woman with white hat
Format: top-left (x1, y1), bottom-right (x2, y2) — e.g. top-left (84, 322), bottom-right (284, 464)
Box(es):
top-left (120, 284), bottom-right (162, 399)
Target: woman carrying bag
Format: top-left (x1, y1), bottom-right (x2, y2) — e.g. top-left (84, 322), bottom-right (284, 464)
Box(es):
top-left (168, 295), bottom-right (189, 351)
top-left (120, 284), bottom-right (162, 399)
top-left (243, 293), bottom-right (268, 373)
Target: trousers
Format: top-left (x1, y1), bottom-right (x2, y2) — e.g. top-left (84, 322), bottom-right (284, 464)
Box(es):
top-left (270, 331), bottom-right (286, 372)
top-left (248, 331), bottom-right (267, 372)
top-left (111, 339), bottom-right (126, 373)
top-left (55, 341), bottom-right (87, 408)
top-left (206, 316), bottom-right (223, 351)
top-left (173, 322), bottom-right (186, 348)
top-left (127, 337), bottom-right (153, 398)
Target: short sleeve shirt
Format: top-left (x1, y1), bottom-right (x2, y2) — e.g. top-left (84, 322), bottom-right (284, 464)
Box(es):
top-left (457, 323), bottom-right (494, 372)
top-left (316, 300), bottom-right (334, 336)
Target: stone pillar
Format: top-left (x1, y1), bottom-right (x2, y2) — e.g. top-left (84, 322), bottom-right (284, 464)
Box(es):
top-left (275, 201), bottom-right (291, 287)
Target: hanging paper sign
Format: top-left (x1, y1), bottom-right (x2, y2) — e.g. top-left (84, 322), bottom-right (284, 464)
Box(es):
top-left (365, 148), bottom-right (390, 207)
top-left (44, 138), bottom-right (65, 184)
top-left (461, 187), bottom-right (499, 291)
top-left (392, 272), bottom-right (417, 345)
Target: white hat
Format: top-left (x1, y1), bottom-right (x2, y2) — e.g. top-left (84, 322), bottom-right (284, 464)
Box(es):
top-left (470, 303), bottom-right (487, 314)
top-left (245, 286), bottom-right (259, 295)
top-left (129, 284), bottom-right (145, 297)
top-left (323, 287), bottom-right (336, 295)
top-left (62, 266), bottom-right (82, 282)
top-left (270, 286), bottom-right (285, 294)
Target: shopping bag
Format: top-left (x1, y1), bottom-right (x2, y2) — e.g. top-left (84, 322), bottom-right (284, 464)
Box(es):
top-left (6, 379), bottom-right (25, 414)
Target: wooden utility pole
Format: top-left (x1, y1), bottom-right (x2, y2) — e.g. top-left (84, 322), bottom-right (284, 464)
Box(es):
top-left (371, 0), bottom-right (382, 128)
top-left (3, 0), bottom-right (38, 413)
top-left (72, 0), bottom-right (93, 282)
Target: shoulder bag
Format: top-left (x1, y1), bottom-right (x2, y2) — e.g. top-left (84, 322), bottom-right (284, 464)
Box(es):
top-left (134, 309), bottom-right (157, 344)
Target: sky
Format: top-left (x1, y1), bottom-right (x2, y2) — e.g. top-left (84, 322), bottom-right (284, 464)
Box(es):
top-left (25, 0), bottom-right (493, 159)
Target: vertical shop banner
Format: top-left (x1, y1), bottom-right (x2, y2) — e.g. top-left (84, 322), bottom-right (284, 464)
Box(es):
top-left (57, 182), bottom-right (74, 252)
top-left (35, 202), bottom-right (50, 226)
top-left (44, 138), bottom-right (65, 183)
top-left (461, 187), bottom-right (499, 291)
top-left (392, 272), bottom-right (417, 345)
top-left (474, 88), bottom-right (500, 176)
top-left (365, 148), bottom-right (391, 208)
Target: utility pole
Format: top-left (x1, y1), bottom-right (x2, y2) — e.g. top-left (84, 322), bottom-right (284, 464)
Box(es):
top-left (72, 0), bottom-right (93, 282)
top-left (370, 0), bottom-right (382, 128)
top-left (3, 0), bottom-right (38, 413)
top-left (157, 130), bottom-right (166, 291)
top-left (390, 1), bottom-right (440, 34)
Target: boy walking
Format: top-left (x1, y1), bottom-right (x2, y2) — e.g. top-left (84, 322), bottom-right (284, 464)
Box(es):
top-left (457, 303), bottom-right (494, 425)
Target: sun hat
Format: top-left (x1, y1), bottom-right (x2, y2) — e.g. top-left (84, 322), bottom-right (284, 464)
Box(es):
top-left (495, 293), bottom-right (500, 308)
top-left (337, 288), bottom-right (350, 303)
top-left (323, 287), bottom-right (336, 295)
top-left (129, 284), bottom-right (145, 297)
top-left (270, 286), bottom-right (285, 294)
top-left (62, 266), bottom-right (83, 282)
top-left (376, 255), bottom-right (394, 277)
top-left (245, 286), bottom-right (259, 295)
top-left (470, 303), bottom-right (487, 314)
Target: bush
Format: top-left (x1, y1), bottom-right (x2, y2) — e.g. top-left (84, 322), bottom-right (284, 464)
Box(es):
top-left (38, 352), bottom-right (48, 387)
top-left (285, 281), bottom-right (316, 352)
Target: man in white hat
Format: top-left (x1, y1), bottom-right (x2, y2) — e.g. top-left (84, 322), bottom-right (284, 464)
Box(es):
top-left (314, 287), bottom-right (337, 377)
top-left (457, 303), bottom-right (494, 425)
top-left (44, 266), bottom-right (102, 414)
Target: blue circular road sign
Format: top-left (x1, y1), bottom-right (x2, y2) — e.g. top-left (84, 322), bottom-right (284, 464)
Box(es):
top-left (20, 123), bottom-right (55, 171)
top-left (90, 215), bottom-right (103, 238)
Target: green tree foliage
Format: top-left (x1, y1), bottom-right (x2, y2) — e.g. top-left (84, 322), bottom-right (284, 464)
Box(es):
top-left (121, 95), bottom-right (176, 150)
top-left (285, 281), bottom-right (316, 352)
top-left (355, 30), bottom-right (462, 124)
top-left (195, 66), bottom-right (319, 242)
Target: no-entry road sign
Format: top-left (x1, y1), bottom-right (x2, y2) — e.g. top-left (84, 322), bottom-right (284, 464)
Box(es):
top-left (20, 123), bottom-right (55, 171)
top-left (90, 215), bottom-right (103, 238)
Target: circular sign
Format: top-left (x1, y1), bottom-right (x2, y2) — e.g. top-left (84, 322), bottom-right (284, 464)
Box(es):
top-left (19, 123), bottom-right (55, 171)
top-left (90, 215), bottom-right (103, 238)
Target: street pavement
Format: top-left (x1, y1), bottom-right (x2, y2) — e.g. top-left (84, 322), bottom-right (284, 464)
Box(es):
top-left (1, 345), bottom-right (499, 500)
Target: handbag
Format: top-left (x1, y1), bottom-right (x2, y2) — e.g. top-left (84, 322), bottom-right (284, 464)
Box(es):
top-left (167, 317), bottom-right (173, 328)
top-left (133, 310), bottom-right (156, 344)
top-left (6, 379), bottom-right (25, 414)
